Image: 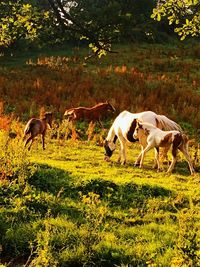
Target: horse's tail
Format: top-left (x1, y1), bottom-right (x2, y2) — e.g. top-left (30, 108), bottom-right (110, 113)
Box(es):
top-left (24, 122), bottom-right (31, 136)
top-left (181, 134), bottom-right (189, 149)
top-left (155, 115), bottom-right (182, 132)
top-left (24, 118), bottom-right (37, 136)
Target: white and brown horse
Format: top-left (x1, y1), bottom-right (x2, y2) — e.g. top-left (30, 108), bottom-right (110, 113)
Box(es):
top-left (64, 101), bottom-right (115, 127)
top-left (104, 110), bottom-right (182, 165)
top-left (24, 112), bottom-right (53, 151)
top-left (133, 121), bottom-right (195, 175)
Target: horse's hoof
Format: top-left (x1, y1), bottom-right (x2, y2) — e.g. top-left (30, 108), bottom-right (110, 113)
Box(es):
top-left (104, 156), bottom-right (110, 162)
top-left (134, 162), bottom-right (140, 167)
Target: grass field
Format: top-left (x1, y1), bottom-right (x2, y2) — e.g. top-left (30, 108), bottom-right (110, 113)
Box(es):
top-left (0, 43), bottom-right (200, 266)
top-left (1, 132), bottom-right (200, 267)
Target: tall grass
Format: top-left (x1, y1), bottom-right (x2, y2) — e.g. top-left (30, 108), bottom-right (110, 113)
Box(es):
top-left (0, 43), bottom-right (200, 129)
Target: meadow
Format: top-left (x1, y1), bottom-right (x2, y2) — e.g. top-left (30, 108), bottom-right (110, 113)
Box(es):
top-left (0, 43), bottom-right (200, 266)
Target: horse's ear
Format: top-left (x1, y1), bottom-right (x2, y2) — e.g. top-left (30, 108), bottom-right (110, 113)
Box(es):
top-left (137, 120), bottom-right (142, 128)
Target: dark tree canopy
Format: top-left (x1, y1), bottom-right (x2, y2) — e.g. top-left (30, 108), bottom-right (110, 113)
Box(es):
top-left (1, 0), bottom-right (199, 55)
top-left (47, 0), bottom-right (158, 57)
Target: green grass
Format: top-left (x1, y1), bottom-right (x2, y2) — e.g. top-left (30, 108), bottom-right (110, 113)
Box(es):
top-left (1, 135), bottom-right (199, 266)
top-left (0, 45), bottom-right (77, 68)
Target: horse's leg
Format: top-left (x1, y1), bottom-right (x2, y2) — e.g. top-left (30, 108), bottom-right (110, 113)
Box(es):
top-left (98, 118), bottom-right (103, 128)
top-left (134, 145), bottom-right (144, 166)
top-left (71, 121), bottom-right (78, 140)
top-left (139, 143), bottom-right (154, 168)
top-left (166, 147), bottom-right (177, 174)
top-left (24, 136), bottom-right (32, 149)
top-left (160, 146), bottom-right (169, 165)
top-left (154, 147), bottom-right (160, 171)
top-left (179, 144), bottom-right (195, 175)
top-left (28, 137), bottom-right (35, 151)
top-left (118, 134), bottom-right (127, 165)
top-left (166, 156), bottom-right (177, 174)
top-left (87, 121), bottom-right (95, 141)
top-left (42, 134), bottom-right (45, 150)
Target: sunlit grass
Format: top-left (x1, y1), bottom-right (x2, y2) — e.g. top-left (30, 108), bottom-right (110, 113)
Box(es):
top-left (29, 140), bottom-right (199, 194)
top-left (1, 135), bottom-right (200, 266)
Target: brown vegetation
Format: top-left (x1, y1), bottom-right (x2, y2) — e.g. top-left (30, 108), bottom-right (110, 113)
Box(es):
top-left (0, 45), bottom-right (200, 131)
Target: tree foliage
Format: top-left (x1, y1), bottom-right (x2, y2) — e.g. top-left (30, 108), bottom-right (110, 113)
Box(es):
top-left (0, 0), bottom-right (50, 47)
top-left (47, 0), bottom-right (157, 57)
top-left (151, 0), bottom-right (200, 40)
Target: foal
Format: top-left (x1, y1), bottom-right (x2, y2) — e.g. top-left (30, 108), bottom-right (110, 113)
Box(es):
top-left (64, 101), bottom-right (115, 127)
top-left (133, 121), bottom-right (195, 175)
top-left (24, 112), bottom-right (53, 151)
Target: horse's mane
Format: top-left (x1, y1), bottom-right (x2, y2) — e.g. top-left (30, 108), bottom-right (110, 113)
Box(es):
top-left (66, 102), bottom-right (108, 111)
top-left (139, 121), bottom-right (157, 130)
top-left (106, 124), bottom-right (115, 141)
top-left (92, 102), bottom-right (108, 108)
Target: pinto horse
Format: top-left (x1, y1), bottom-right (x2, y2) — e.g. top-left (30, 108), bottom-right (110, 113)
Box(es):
top-left (133, 121), bottom-right (195, 175)
top-left (24, 112), bottom-right (53, 151)
top-left (64, 101), bottom-right (115, 127)
top-left (104, 110), bottom-right (182, 165)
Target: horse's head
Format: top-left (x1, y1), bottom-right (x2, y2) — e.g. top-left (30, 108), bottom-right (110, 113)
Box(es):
top-left (105, 101), bottom-right (115, 113)
top-left (104, 140), bottom-right (116, 161)
top-left (64, 109), bottom-right (76, 121)
top-left (133, 120), bottom-right (143, 140)
top-left (104, 135), bottom-right (118, 161)
top-left (44, 112), bottom-right (53, 128)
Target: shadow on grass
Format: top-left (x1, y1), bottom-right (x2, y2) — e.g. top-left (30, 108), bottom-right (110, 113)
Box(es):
top-left (76, 178), bottom-right (176, 209)
top-left (29, 163), bottom-right (75, 195)
top-left (28, 163), bottom-right (188, 215)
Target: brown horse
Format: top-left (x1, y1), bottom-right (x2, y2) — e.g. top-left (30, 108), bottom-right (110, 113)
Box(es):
top-left (24, 112), bottom-right (53, 151)
top-left (64, 101), bottom-right (115, 127)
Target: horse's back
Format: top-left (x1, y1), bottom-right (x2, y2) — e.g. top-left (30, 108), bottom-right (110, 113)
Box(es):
top-left (114, 110), bottom-right (157, 129)
top-left (117, 110), bottom-right (156, 119)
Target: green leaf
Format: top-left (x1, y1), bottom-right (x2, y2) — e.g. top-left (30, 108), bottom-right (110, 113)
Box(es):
top-left (157, 14), bottom-right (161, 22)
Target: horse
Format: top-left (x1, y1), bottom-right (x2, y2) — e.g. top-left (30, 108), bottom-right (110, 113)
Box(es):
top-left (104, 110), bottom-right (182, 165)
top-left (133, 121), bottom-right (195, 175)
top-left (23, 112), bottom-right (53, 151)
top-left (64, 101), bottom-right (115, 127)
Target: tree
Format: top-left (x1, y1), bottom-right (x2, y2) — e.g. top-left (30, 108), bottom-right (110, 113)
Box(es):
top-left (47, 0), bottom-right (122, 57)
top-left (47, 0), bottom-right (159, 57)
top-left (0, 0), bottom-right (50, 48)
top-left (151, 0), bottom-right (200, 40)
